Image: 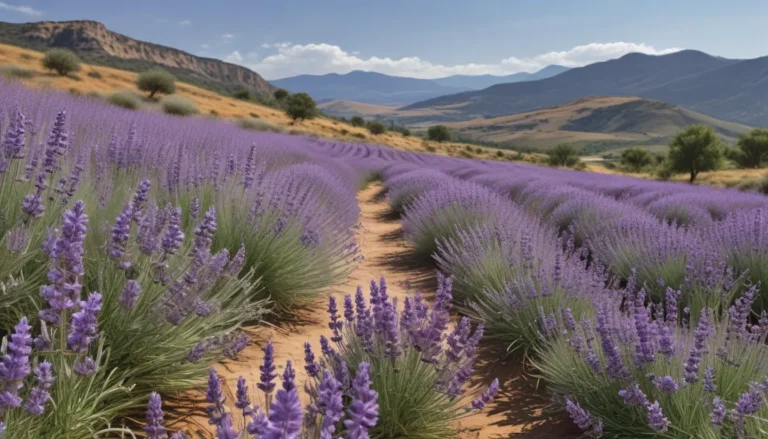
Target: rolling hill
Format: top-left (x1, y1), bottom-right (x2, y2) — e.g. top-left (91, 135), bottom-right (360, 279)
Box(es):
top-left (272, 70), bottom-right (469, 105)
top-left (441, 96), bottom-right (752, 152)
top-left (432, 65), bottom-right (570, 89)
top-left (0, 20), bottom-right (274, 96)
top-left (402, 50), bottom-right (768, 126)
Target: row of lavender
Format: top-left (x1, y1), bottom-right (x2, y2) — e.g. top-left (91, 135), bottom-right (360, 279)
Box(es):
top-left (375, 156), bottom-right (768, 437)
top-left (0, 80), bottom-right (365, 438)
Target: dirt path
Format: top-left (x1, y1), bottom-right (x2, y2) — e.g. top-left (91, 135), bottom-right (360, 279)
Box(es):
top-left (210, 182), bottom-right (576, 438)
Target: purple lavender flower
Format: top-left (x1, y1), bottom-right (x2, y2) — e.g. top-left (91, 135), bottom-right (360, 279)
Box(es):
top-left (282, 360), bottom-right (296, 392)
top-left (73, 356), bottom-right (96, 376)
top-left (565, 398), bottom-right (593, 431)
top-left (42, 109), bottom-right (67, 174)
top-left (684, 309), bottom-right (712, 383)
top-left (161, 206), bottom-right (184, 255)
top-left (446, 317), bottom-right (472, 363)
top-left (0, 317), bottom-right (33, 408)
top-left (304, 342), bottom-right (319, 378)
top-left (242, 144), bottom-right (256, 189)
top-left (144, 392), bottom-right (167, 439)
top-left (67, 292), bottom-right (102, 354)
top-left (710, 396), bottom-right (726, 426)
top-left (618, 383), bottom-right (649, 406)
top-left (119, 280), bottom-right (142, 309)
top-left (23, 361), bottom-right (54, 415)
top-left (731, 387), bottom-right (763, 429)
top-left (21, 194), bottom-right (44, 220)
top-left (5, 227), bottom-right (29, 253)
top-left (632, 289), bottom-right (655, 367)
top-left (109, 202), bottom-right (133, 267)
top-left (215, 413), bottom-right (239, 439)
top-left (223, 333), bottom-right (249, 360)
top-left (595, 304), bottom-right (628, 379)
top-left (343, 294), bottom-right (355, 322)
top-left (647, 401), bottom-right (670, 433)
top-left (327, 296), bottom-right (343, 342)
top-left (652, 376), bottom-right (679, 394)
top-left (703, 367), bottom-right (717, 393)
top-left (264, 373), bottom-right (303, 439)
top-left (191, 207), bottom-right (216, 258)
top-left (448, 363), bottom-right (474, 397)
top-left (344, 362), bottom-right (379, 439)
top-left (258, 341), bottom-right (277, 395)
top-left (132, 179), bottom-right (151, 221)
top-left (225, 243), bottom-right (246, 276)
top-left (235, 376), bottom-right (253, 417)
top-left (317, 369), bottom-right (344, 439)
top-left (206, 369), bottom-right (226, 426)
top-left (471, 378), bottom-right (500, 410)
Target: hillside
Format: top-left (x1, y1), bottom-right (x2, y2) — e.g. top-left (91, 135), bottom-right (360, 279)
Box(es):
top-left (401, 50), bottom-right (768, 126)
top-left (0, 42), bottom-right (534, 163)
top-left (0, 20), bottom-right (274, 96)
top-left (272, 70), bottom-right (469, 105)
top-left (442, 96), bottom-right (751, 152)
top-left (432, 65), bottom-right (570, 89)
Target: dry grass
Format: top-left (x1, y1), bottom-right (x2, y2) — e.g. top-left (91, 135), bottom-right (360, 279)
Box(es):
top-left (0, 43), bottom-right (526, 161)
top-left (587, 162), bottom-right (766, 188)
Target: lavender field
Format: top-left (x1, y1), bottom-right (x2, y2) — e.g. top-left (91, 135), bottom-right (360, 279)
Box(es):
top-left (1, 78), bottom-right (768, 439)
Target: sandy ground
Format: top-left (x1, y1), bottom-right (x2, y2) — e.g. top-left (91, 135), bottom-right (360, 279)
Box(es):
top-left (182, 183), bottom-right (577, 438)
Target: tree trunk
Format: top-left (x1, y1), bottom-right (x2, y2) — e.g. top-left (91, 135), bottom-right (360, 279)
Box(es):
top-left (149, 90), bottom-right (156, 99)
top-left (689, 169), bottom-right (696, 183)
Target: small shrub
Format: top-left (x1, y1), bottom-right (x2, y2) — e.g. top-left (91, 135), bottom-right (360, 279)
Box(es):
top-left (273, 88), bottom-right (289, 100)
top-left (427, 125), bottom-right (450, 143)
top-left (137, 69), bottom-right (176, 98)
top-left (425, 145), bottom-right (437, 153)
top-left (368, 121), bottom-right (386, 135)
top-left (353, 133), bottom-right (366, 140)
top-left (236, 117), bottom-right (284, 133)
top-left (86, 70), bottom-right (102, 79)
top-left (232, 88), bottom-right (254, 101)
top-left (209, 109), bottom-right (219, 117)
top-left (107, 91), bottom-right (142, 110)
top-left (340, 128), bottom-right (349, 135)
top-left (547, 144), bottom-right (581, 167)
top-left (284, 92), bottom-right (317, 121)
top-left (350, 116), bottom-right (366, 127)
top-left (160, 95), bottom-right (198, 116)
top-left (475, 147), bottom-right (482, 154)
top-left (620, 147), bottom-right (653, 172)
top-left (19, 53), bottom-right (34, 61)
top-left (249, 112), bottom-right (260, 118)
top-left (496, 150), bottom-right (504, 158)
top-left (41, 48), bottom-right (81, 76)
top-left (0, 64), bottom-right (36, 79)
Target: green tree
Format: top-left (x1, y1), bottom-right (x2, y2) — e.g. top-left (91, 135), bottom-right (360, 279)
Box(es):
top-left (620, 147), bottom-right (653, 172)
top-left (368, 121), bottom-right (386, 135)
top-left (273, 88), bottom-right (289, 100)
top-left (737, 128), bottom-right (768, 168)
top-left (232, 88), bottom-right (254, 101)
top-left (350, 116), bottom-right (365, 127)
top-left (137, 69), bottom-right (176, 98)
top-left (284, 92), bottom-right (318, 121)
top-left (547, 144), bottom-right (580, 167)
top-left (41, 49), bottom-right (81, 76)
top-left (667, 125), bottom-right (723, 183)
top-left (427, 125), bottom-right (450, 143)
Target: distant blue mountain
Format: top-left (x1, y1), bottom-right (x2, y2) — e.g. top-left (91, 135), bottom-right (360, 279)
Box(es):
top-left (271, 65), bottom-right (570, 105)
top-left (271, 70), bottom-right (470, 105)
top-left (432, 65), bottom-right (570, 89)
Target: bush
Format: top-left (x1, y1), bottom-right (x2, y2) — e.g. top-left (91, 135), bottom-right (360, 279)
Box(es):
top-left (273, 88), bottom-right (289, 100)
top-left (537, 286), bottom-right (768, 438)
top-left (236, 117), bottom-right (284, 133)
top-left (350, 116), bottom-right (365, 127)
top-left (0, 64), bottom-right (36, 79)
top-left (284, 92), bottom-right (317, 121)
top-left (137, 69), bottom-right (176, 98)
top-left (667, 125), bottom-right (723, 183)
top-left (232, 88), bottom-right (254, 101)
top-left (352, 132), bottom-right (366, 140)
top-left (547, 144), bottom-right (581, 167)
top-left (106, 91), bottom-right (142, 110)
top-left (160, 95), bottom-right (198, 116)
top-left (368, 121), bottom-right (386, 135)
top-left (41, 48), bottom-right (81, 76)
top-left (427, 125), bottom-right (450, 143)
top-left (86, 70), bottom-right (102, 79)
top-left (736, 128), bottom-right (768, 168)
top-left (620, 147), bottom-right (653, 172)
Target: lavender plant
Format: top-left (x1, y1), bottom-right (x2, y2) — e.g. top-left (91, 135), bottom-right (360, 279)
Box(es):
top-left (536, 286), bottom-right (768, 438)
top-left (303, 275), bottom-right (499, 439)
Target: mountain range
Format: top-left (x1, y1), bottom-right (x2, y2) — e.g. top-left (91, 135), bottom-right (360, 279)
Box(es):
top-left (403, 50), bottom-right (768, 126)
top-left (0, 20), bottom-right (274, 96)
top-left (272, 65), bottom-right (569, 105)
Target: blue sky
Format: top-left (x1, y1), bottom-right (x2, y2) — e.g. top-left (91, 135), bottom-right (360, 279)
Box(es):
top-left (2, 0), bottom-right (768, 79)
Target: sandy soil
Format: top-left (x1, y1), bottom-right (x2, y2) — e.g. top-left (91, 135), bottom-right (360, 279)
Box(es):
top-left (178, 182), bottom-right (577, 438)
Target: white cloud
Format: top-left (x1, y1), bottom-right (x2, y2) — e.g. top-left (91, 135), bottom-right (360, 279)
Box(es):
top-left (0, 2), bottom-right (43, 16)
top-left (222, 33), bottom-right (235, 39)
top-left (201, 44), bottom-right (210, 49)
top-left (232, 41), bottom-right (681, 80)
top-left (178, 19), bottom-right (192, 25)
top-left (224, 50), bottom-right (243, 63)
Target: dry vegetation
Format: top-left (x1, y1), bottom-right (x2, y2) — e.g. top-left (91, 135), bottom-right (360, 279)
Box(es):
top-left (0, 43), bottom-right (528, 161)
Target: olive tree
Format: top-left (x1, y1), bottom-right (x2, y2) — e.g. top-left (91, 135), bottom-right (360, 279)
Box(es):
top-left (41, 49), bottom-right (81, 76)
top-left (137, 69), bottom-right (177, 98)
top-left (667, 125), bottom-right (723, 183)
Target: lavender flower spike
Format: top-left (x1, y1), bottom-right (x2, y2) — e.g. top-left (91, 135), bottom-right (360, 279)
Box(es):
top-left (119, 280), bottom-right (142, 309)
top-left (303, 342), bottom-right (319, 378)
top-left (0, 316), bottom-right (33, 409)
top-left (647, 401), bottom-right (670, 433)
top-left (23, 361), bottom-right (54, 415)
top-left (235, 376), bottom-right (253, 417)
top-left (264, 368), bottom-right (303, 439)
top-left (344, 362), bottom-right (379, 439)
top-left (144, 392), bottom-right (167, 439)
top-left (565, 398), bottom-right (593, 431)
top-left (317, 369), bottom-right (344, 439)
top-left (471, 378), bottom-right (500, 410)
top-left (258, 341), bottom-right (277, 395)
top-left (67, 292), bottom-right (103, 353)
